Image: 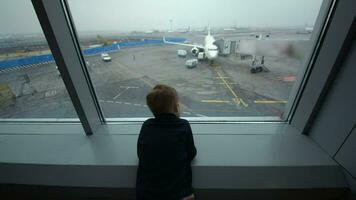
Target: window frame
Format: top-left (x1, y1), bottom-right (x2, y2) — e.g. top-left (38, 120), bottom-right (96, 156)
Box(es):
top-left (0, 0), bottom-right (353, 136)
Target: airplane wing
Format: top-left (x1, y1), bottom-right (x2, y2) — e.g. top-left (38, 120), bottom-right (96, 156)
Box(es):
top-left (163, 37), bottom-right (204, 49)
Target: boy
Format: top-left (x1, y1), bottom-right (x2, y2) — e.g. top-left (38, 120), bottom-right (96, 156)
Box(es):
top-left (136, 85), bottom-right (197, 200)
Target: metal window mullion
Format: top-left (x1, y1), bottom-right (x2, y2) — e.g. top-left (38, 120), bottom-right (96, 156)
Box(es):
top-left (32, 0), bottom-right (102, 135)
top-left (61, 0), bottom-right (105, 125)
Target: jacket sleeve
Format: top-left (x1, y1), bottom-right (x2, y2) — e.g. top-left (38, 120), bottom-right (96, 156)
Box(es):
top-left (186, 122), bottom-right (197, 161)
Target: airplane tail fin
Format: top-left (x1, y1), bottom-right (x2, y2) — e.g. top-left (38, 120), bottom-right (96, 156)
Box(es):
top-left (163, 36), bottom-right (167, 43)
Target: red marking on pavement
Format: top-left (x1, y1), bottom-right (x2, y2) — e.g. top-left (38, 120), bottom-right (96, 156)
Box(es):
top-left (277, 75), bottom-right (296, 82)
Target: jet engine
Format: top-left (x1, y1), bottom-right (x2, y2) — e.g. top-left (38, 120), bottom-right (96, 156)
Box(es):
top-left (191, 47), bottom-right (199, 56)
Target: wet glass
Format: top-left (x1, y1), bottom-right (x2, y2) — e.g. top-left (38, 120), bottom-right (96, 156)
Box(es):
top-left (0, 0), bottom-right (77, 119)
top-left (67, 0), bottom-right (324, 119)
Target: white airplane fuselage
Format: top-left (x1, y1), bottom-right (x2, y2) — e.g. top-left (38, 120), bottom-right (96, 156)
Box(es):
top-left (203, 34), bottom-right (218, 60)
top-left (163, 28), bottom-right (219, 61)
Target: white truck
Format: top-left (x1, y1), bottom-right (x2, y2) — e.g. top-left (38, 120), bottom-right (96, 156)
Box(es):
top-left (101, 53), bottom-right (111, 62)
top-left (197, 52), bottom-right (205, 60)
top-left (185, 59), bottom-right (198, 69)
top-left (177, 49), bottom-right (187, 57)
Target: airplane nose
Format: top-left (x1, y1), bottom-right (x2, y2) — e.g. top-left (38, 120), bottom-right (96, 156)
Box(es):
top-left (206, 50), bottom-right (218, 60)
top-left (207, 52), bottom-right (217, 60)
top-left (211, 51), bottom-right (218, 59)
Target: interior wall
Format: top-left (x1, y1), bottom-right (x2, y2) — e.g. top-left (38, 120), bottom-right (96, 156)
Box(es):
top-left (308, 30), bottom-right (356, 193)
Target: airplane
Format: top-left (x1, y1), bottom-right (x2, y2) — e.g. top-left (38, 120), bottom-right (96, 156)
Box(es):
top-left (163, 26), bottom-right (219, 61)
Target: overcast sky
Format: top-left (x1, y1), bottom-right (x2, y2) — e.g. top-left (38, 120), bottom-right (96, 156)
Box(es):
top-left (0, 0), bottom-right (323, 34)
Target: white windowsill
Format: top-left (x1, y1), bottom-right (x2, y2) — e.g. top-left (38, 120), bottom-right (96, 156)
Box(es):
top-left (0, 123), bottom-right (347, 189)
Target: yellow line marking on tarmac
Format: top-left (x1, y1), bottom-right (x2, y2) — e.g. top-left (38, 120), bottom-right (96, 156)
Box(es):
top-left (254, 100), bottom-right (288, 104)
top-left (190, 109), bottom-right (242, 113)
top-left (216, 71), bottom-right (248, 107)
top-left (216, 82), bottom-right (238, 85)
top-left (201, 100), bottom-right (231, 103)
top-left (140, 77), bottom-right (154, 88)
top-left (213, 76), bottom-right (229, 79)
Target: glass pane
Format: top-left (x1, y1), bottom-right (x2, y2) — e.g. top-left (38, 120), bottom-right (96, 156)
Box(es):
top-left (68, 0), bottom-right (324, 119)
top-left (0, 0), bottom-right (77, 119)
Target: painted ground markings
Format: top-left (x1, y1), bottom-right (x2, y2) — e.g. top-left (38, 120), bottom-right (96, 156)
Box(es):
top-left (202, 99), bottom-right (288, 104)
top-left (0, 61), bottom-right (55, 73)
top-left (201, 64), bottom-right (248, 108)
top-left (99, 99), bottom-right (148, 108)
top-left (276, 75), bottom-right (296, 82)
top-left (110, 59), bottom-right (199, 116)
top-left (201, 99), bottom-right (231, 103)
top-left (205, 65), bottom-right (289, 108)
top-left (113, 86), bottom-right (139, 100)
top-left (100, 99), bottom-right (204, 117)
top-left (254, 100), bottom-right (288, 104)
top-left (216, 71), bottom-right (248, 107)
top-left (105, 58), bottom-right (287, 115)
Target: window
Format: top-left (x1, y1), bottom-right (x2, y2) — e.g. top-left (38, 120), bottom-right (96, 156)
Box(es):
top-left (67, 0), bottom-right (326, 120)
top-left (0, 0), bottom-right (343, 134)
top-left (0, 0), bottom-right (77, 119)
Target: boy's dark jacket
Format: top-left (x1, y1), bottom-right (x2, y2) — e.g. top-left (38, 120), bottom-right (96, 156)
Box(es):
top-left (136, 113), bottom-right (197, 200)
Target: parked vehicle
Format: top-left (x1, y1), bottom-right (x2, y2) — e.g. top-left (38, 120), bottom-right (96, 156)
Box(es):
top-left (185, 59), bottom-right (198, 69)
top-left (101, 53), bottom-right (111, 62)
top-left (177, 49), bottom-right (187, 57)
top-left (197, 52), bottom-right (205, 60)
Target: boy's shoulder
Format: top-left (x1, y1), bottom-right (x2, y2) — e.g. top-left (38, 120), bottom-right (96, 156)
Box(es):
top-left (143, 117), bottom-right (190, 125)
top-left (178, 118), bottom-right (190, 125)
top-left (143, 118), bottom-right (155, 125)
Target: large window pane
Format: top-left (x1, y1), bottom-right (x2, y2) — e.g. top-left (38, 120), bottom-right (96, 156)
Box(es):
top-left (0, 0), bottom-right (77, 118)
top-left (68, 0), bottom-right (325, 119)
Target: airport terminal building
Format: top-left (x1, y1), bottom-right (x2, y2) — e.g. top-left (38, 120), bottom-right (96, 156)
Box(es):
top-left (0, 0), bottom-right (355, 199)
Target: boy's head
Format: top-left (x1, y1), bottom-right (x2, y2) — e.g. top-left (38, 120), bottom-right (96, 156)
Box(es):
top-left (146, 84), bottom-right (179, 117)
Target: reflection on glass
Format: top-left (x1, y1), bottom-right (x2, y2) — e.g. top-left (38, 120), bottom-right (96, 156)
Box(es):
top-left (0, 0), bottom-right (77, 118)
top-left (68, 0), bottom-right (324, 119)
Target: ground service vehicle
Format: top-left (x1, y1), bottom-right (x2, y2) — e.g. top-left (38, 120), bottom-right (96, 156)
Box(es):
top-left (177, 49), bottom-right (187, 57)
top-left (185, 59), bottom-right (198, 69)
top-left (101, 53), bottom-right (111, 62)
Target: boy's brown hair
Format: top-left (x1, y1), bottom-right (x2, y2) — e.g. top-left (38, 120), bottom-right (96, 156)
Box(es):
top-left (146, 84), bottom-right (179, 116)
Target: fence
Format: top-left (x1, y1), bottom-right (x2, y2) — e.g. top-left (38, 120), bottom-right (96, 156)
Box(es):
top-left (0, 38), bottom-right (185, 70)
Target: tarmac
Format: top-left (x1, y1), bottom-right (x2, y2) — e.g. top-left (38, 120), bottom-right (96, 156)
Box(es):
top-left (0, 31), bottom-right (309, 119)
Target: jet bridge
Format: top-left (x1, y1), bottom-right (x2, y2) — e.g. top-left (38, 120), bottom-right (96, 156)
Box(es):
top-left (236, 39), bottom-right (310, 73)
top-left (214, 39), bottom-right (237, 56)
